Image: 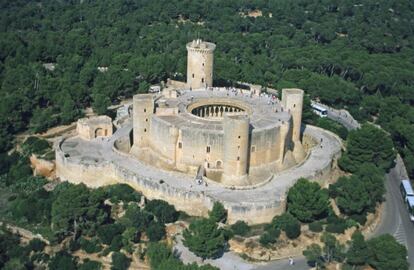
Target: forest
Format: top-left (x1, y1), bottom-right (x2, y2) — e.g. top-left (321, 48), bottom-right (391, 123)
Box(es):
top-left (0, 0), bottom-right (413, 177)
top-left (0, 2), bottom-right (413, 268)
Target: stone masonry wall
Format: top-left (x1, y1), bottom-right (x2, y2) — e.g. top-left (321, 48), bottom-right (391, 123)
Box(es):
top-left (55, 124), bottom-right (342, 225)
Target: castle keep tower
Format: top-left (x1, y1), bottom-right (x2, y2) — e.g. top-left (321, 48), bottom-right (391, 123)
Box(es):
top-left (281, 88), bottom-right (305, 161)
top-left (222, 113), bottom-right (250, 185)
top-left (186, 39), bottom-right (216, 89)
top-left (133, 94), bottom-right (154, 147)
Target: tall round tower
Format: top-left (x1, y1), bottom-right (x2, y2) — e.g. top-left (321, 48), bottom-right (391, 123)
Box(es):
top-left (186, 39), bottom-right (216, 90)
top-left (133, 94), bottom-right (154, 148)
top-left (281, 88), bottom-right (305, 161)
top-left (222, 113), bottom-right (250, 185)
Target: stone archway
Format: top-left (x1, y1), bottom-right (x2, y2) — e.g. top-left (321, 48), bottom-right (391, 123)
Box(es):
top-left (95, 128), bottom-right (105, 137)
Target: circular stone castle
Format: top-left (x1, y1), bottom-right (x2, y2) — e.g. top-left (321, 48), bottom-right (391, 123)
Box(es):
top-left (55, 40), bottom-right (342, 224)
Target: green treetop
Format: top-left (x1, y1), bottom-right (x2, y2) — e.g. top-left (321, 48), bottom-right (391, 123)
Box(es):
top-left (183, 218), bottom-right (226, 259)
top-left (339, 124), bottom-right (396, 173)
top-left (287, 178), bottom-right (330, 222)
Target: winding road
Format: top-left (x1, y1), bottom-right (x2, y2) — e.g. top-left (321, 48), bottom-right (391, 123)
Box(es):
top-left (253, 104), bottom-right (413, 270)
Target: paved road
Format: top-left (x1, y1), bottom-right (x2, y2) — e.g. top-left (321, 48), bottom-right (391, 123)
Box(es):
top-left (312, 101), bottom-right (360, 130)
top-left (254, 257), bottom-right (308, 270)
top-left (326, 110), bottom-right (360, 131)
top-left (373, 167), bottom-right (414, 269)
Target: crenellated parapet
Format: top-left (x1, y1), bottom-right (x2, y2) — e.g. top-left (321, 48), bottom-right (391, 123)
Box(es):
top-left (186, 39), bottom-right (216, 54)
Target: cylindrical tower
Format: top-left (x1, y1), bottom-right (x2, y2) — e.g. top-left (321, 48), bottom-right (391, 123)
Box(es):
top-left (222, 113), bottom-right (249, 185)
top-left (281, 88), bottom-right (305, 161)
top-left (281, 88), bottom-right (304, 142)
top-left (186, 39), bottom-right (216, 90)
top-left (133, 94), bottom-right (154, 148)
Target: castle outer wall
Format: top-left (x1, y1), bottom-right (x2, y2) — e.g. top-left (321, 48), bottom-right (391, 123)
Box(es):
top-left (55, 124), bottom-right (342, 225)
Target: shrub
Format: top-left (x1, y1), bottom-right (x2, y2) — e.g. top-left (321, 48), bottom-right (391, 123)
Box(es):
top-left (309, 221), bottom-right (323, 233)
top-left (287, 178), bottom-right (330, 222)
top-left (367, 234), bottom-right (408, 270)
top-left (146, 243), bottom-right (174, 269)
top-left (80, 237), bottom-right (102, 254)
top-left (120, 204), bottom-right (153, 231)
top-left (316, 117), bottom-right (348, 140)
top-left (22, 137), bottom-right (50, 155)
top-left (350, 214), bottom-right (367, 225)
top-left (97, 223), bottom-right (125, 245)
top-left (31, 252), bottom-right (50, 264)
top-left (145, 222), bottom-right (166, 242)
top-left (7, 158), bottom-right (33, 185)
top-left (69, 238), bottom-right (81, 252)
top-left (105, 184), bottom-right (141, 203)
top-left (183, 218), bottom-right (226, 259)
top-left (230, 221), bottom-right (250, 236)
top-left (111, 252), bottom-right (131, 270)
top-left (222, 227), bottom-right (234, 240)
top-left (209, 202), bottom-right (227, 223)
top-left (79, 259), bottom-right (102, 270)
top-left (48, 251), bottom-right (77, 270)
top-left (145, 199), bottom-right (178, 224)
top-left (109, 235), bottom-right (123, 252)
top-left (332, 175), bottom-right (371, 216)
top-left (273, 213), bottom-right (301, 239)
top-left (121, 227), bottom-right (139, 244)
top-left (147, 242), bottom-right (219, 270)
top-left (28, 238), bottom-right (46, 252)
top-left (0, 152), bottom-right (18, 175)
top-left (259, 232), bottom-right (273, 246)
top-left (259, 227), bottom-right (280, 246)
top-left (338, 124), bottom-right (395, 173)
top-left (326, 217), bottom-right (348, 234)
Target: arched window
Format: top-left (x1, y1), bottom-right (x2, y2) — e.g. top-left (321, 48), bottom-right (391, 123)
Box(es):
top-left (95, 128), bottom-right (104, 137)
top-left (216, 160), bottom-right (222, 169)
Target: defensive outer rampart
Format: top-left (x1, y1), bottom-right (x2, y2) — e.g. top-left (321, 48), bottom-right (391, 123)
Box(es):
top-left (55, 121), bottom-right (342, 225)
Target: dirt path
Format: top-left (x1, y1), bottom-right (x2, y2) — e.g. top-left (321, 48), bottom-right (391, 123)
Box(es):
top-left (0, 221), bottom-right (49, 245)
top-left (73, 249), bottom-right (150, 270)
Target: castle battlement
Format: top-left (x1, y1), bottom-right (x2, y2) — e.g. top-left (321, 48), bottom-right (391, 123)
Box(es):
top-left (186, 39), bottom-right (216, 53)
top-left (54, 40), bottom-right (343, 225)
